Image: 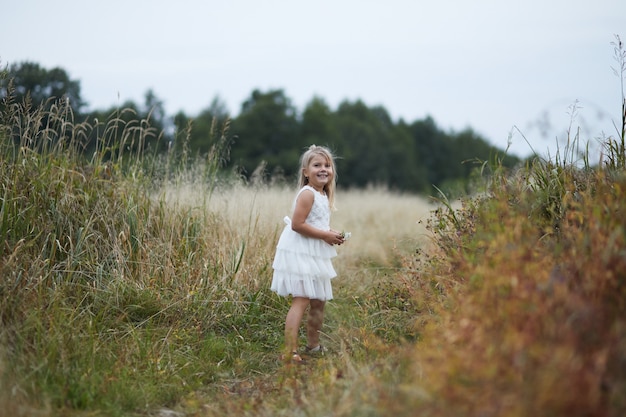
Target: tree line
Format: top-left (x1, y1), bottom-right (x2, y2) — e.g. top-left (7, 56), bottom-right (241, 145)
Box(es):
top-left (1, 61), bottom-right (520, 194)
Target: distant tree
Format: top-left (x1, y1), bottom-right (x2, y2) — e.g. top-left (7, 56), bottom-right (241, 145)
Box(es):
top-left (143, 89), bottom-right (166, 131)
top-left (0, 61), bottom-right (85, 115)
top-left (82, 95), bottom-right (168, 160)
top-left (81, 100), bottom-right (141, 159)
top-left (408, 118), bottom-right (520, 194)
top-left (329, 101), bottom-right (429, 191)
top-left (408, 116), bottom-right (454, 188)
top-left (140, 89), bottom-right (170, 153)
top-left (173, 96), bottom-right (231, 156)
top-left (332, 100), bottom-right (395, 188)
top-left (0, 60), bottom-right (516, 191)
top-left (205, 95), bottom-right (230, 123)
top-left (388, 121), bottom-right (429, 191)
top-left (300, 97), bottom-right (340, 146)
top-left (229, 89), bottom-right (302, 180)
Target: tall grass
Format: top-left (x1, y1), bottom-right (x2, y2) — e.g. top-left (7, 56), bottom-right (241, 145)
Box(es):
top-left (0, 87), bottom-right (279, 414)
top-left (0, 76), bottom-right (431, 416)
top-left (393, 35), bottom-right (626, 417)
top-left (1, 35), bottom-right (626, 417)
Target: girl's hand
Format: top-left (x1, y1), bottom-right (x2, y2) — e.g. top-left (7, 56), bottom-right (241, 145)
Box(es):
top-left (325, 230), bottom-right (345, 246)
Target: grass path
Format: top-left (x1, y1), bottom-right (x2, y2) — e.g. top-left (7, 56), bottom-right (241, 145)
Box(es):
top-left (156, 183), bottom-right (439, 416)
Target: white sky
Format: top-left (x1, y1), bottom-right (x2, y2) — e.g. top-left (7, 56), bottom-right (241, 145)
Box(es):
top-left (2, 0), bottom-right (625, 158)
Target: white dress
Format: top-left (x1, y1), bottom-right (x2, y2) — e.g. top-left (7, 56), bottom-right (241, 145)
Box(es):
top-left (271, 185), bottom-right (337, 300)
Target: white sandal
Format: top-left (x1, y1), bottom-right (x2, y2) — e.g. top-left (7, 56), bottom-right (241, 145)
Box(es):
top-left (305, 345), bottom-right (326, 355)
top-left (280, 351), bottom-right (307, 364)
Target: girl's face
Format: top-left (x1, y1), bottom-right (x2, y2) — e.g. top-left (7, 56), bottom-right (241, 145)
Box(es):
top-left (303, 154), bottom-right (333, 192)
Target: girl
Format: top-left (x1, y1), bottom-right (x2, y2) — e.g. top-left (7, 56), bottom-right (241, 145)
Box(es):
top-left (271, 145), bottom-right (345, 364)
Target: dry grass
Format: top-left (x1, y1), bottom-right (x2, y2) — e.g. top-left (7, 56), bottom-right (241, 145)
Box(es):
top-left (162, 182), bottom-right (438, 289)
top-left (3, 36), bottom-right (625, 415)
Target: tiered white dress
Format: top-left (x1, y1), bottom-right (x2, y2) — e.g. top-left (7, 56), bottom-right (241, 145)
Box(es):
top-left (271, 186), bottom-right (337, 301)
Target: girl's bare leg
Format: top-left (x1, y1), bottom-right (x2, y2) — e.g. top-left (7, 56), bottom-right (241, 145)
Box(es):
top-left (284, 297), bottom-right (310, 353)
top-left (307, 299), bottom-right (325, 349)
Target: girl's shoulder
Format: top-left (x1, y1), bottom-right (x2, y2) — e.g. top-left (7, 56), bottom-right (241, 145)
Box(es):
top-left (292, 186), bottom-right (315, 207)
top-left (296, 185), bottom-right (317, 197)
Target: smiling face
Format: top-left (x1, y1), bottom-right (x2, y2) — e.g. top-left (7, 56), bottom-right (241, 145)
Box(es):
top-left (303, 154), bottom-right (333, 193)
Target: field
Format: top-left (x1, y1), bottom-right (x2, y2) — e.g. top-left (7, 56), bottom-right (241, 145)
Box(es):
top-left (2, 39), bottom-right (626, 415)
top-left (2, 126), bottom-right (625, 416)
top-left (167, 182), bottom-right (437, 274)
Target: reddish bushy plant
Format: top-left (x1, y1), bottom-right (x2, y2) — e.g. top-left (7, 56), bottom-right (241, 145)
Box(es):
top-left (398, 168), bottom-right (626, 417)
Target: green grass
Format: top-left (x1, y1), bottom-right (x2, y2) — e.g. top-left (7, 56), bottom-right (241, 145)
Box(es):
top-left (0, 87), bottom-right (422, 416)
top-left (1, 36), bottom-right (626, 416)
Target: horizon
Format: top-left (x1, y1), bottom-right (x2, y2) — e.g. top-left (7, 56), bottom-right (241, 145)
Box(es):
top-left (3, 0), bottom-right (625, 159)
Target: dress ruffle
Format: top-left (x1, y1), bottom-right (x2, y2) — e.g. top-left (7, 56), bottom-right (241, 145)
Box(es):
top-left (271, 216), bottom-right (337, 300)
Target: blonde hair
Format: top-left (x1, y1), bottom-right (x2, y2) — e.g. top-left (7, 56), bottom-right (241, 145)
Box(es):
top-left (297, 144), bottom-right (338, 210)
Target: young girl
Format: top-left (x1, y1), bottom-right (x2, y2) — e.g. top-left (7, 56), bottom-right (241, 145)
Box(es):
top-left (271, 145), bottom-right (345, 364)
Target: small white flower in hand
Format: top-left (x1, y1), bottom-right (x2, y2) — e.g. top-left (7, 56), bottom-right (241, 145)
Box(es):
top-left (340, 231), bottom-right (351, 240)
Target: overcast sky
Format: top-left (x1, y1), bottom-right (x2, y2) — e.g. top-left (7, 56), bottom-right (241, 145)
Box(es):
top-left (2, 0), bottom-right (625, 158)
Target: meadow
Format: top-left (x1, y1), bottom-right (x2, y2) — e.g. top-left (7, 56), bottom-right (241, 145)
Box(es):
top-left (1, 39), bottom-right (625, 416)
top-left (0, 93), bottom-right (441, 416)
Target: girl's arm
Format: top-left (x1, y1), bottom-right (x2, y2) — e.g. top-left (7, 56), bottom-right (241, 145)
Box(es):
top-left (291, 190), bottom-right (344, 246)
